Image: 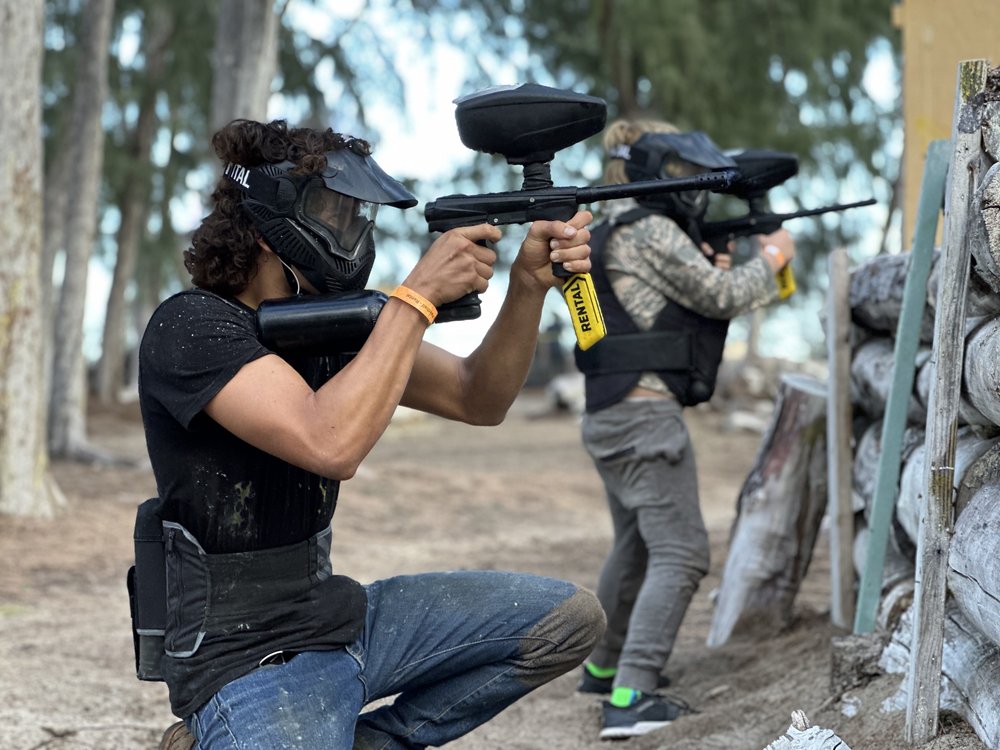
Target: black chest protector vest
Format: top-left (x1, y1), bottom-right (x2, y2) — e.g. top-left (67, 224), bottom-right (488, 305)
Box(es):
top-left (574, 207), bottom-right (729, 412)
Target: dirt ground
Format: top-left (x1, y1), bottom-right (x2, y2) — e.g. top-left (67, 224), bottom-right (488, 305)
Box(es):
top-left (0, 389), bottom-right (988, 750)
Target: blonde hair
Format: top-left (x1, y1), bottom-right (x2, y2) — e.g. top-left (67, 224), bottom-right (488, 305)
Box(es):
top-left (602, 118), bottom-right (679, 185)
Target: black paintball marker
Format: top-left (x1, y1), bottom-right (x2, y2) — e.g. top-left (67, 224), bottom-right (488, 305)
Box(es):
top-left (258, 84), bottom-right (742, 356)
top-left (426, 83), bottom-right (739, 350)
top-left (702, 148), bottom-right (876, 299)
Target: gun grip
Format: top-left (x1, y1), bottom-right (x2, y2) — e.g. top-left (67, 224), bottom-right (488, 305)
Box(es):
top-left (436, 293), bottom-right (483, 322)
top-left (431, 237), bottom-right (496, 323)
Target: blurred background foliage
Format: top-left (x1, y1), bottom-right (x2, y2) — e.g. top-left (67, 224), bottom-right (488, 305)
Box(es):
top-left (41, 0), bottom-right (900, 396)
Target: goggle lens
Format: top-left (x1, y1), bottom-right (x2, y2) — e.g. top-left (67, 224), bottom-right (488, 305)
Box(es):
top-left (301, 185), bottom-right (378, 256)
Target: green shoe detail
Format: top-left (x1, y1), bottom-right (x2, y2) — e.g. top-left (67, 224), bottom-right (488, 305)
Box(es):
top-left (585, 662), bottom-right (617, 679)
top-left (610, 686), bottom-right (641, 708)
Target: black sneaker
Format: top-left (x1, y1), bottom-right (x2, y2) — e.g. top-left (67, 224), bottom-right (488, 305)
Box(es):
top-left (599, 694), bottom-right (687, 740)
top-left (576, 668), bottom-right (671, 695)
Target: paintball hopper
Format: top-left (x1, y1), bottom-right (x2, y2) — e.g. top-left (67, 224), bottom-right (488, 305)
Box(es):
top-left (454, 83), bottom-right (607, 165)
top-left (719, 149), bottom-right (799, 201)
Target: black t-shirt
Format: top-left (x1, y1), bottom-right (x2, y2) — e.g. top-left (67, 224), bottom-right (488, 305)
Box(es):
top-left (139, 288), bottom-right (341, 552)
top-left (138, 289), bottom-right (366, 717)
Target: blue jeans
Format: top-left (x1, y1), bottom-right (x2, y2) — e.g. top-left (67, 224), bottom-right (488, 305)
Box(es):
top-left (186, 570), bottom-right (604, 749)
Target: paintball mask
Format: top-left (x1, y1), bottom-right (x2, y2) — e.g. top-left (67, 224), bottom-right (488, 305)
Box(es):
top-left (224, 140), bottom-right (417, 295)
top-left (613, 131), bottom-right (736, 222)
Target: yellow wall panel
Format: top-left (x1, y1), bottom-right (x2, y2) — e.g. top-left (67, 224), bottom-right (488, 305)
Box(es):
top-left (894, 0), bottom-right (1000, 248)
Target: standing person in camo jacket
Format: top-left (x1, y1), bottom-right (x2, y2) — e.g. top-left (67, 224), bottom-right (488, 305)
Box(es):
top-left (573, 118), bottom-right (795, 740)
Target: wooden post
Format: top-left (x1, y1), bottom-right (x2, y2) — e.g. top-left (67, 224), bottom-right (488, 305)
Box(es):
top-left (853, 140), bottom-right (950, 635)
top-left (905, 58), bottom-right (989, 746)
top-left (825, 248), bottom-right (854, 629)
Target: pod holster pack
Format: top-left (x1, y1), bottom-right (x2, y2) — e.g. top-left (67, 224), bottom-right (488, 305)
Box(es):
top-left (127, 497), bottom-right (168, 681)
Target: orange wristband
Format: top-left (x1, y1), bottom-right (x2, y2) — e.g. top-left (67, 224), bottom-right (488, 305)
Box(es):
top-left (763, 244), bottom-right (787, 268)
top-left (391, 285), bottom-right (437, 324)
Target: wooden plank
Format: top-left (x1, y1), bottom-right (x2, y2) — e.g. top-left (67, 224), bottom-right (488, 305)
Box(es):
top-left (852, 139), bottom-right (950, 635)
top-left (905, 58), bottom-right (989, 746)
top-left (825, 247), bottom-right (854, 629)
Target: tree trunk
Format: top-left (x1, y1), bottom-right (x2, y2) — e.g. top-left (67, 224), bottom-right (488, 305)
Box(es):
top-left (968, 161), bottom-right (1000, 294)
top-left (826, 248), bottom-right (855, 629)
top-left (95, 5), bottom-right (175, 405)
top-left (851, 421), bottom-right (880, 514)
top-left (915, 350), bottom-right (994, 431)
top-left (706, 374), bottom-right (828, 648)
top-left (881, 601), bottom-right (1000, 750)
top-left (896, 428), bottom-right (1000, 545)
top-left (40, 138), bottom-right (74, 428)
top-left (849, 251), bottom-right (937, 344)
top-left (743, 308), bottom-right (763, 366)
top-left (851, 419), bottom-right (924, 517)
top-left (0, 0), bottom-right (64, 516)
top-left (48, 0), bottom-right (116, 459)
top-left (949, 482), bottom-right (1000, 649)
top-left (927, 250), bottom-right (1000, 320)
top-left (852, 523), bottom-right (914, 631)
top-left (210, 0), bottom-right (280, 130)
top-left (962, 316), bottom-right (1000, 429)
top-left (849, 337), bottom-right (929, 423)
top-left (42, 138), bottom-right (72, 319)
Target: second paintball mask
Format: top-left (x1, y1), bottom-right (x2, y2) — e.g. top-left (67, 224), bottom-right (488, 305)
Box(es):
top-left (224, 140), bottom-right (417, 295)
top-left (612, 131), bottom-right (736, 222)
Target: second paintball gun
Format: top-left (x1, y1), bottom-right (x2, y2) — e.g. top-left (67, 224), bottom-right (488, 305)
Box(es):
top-left (702, 148), bottom-right (876, 299)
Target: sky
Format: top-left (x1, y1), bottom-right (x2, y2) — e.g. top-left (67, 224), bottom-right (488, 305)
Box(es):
top-left (83, 1), bottom-right (901, 364)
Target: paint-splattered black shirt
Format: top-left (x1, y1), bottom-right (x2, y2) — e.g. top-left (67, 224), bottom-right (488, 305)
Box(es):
top-left (138, 288), bottom-right (342, 553)
top-left (138, 289), bottom-right (366, 719)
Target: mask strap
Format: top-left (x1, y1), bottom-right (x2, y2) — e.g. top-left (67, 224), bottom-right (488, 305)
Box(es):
top-left (276, 255), bottom-right (301, 296)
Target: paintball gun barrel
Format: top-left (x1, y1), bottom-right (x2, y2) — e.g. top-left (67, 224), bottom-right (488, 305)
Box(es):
top-left (701, 148), bottom-right (876, 298)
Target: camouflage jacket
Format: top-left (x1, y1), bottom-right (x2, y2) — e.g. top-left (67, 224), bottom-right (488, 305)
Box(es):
top-left (599, 198), bottom-right (778, 395)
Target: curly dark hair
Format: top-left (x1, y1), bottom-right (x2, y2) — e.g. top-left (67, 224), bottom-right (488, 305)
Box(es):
top-left (184, 119), bottom-right (370, 295)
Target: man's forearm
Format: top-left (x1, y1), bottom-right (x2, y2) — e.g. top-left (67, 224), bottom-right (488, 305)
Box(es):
top-left (461, 269), bottom-right (549, 419)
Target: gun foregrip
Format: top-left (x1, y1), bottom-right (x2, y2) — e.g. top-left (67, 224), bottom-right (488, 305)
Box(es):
top-left (776, 264), bottom-right (796, 300)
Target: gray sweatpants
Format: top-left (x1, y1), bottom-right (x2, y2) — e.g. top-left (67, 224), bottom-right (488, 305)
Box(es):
top-left (581, 397), bottom-right (710, 694)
